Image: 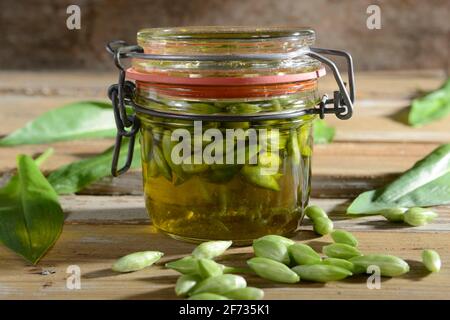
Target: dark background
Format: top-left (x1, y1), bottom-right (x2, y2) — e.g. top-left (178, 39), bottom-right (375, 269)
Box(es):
top-left (0, 0), bottom-right (448, 71)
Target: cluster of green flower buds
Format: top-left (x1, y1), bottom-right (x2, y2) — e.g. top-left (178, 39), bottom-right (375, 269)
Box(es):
top-left (304, 205), bottom-right (334, 235)
top-left (377, 207), bottom-right (438, 226)
top-left (109, 204), bottom-right (442, 300)
top-left (166, 240), bottom-right (264, 300)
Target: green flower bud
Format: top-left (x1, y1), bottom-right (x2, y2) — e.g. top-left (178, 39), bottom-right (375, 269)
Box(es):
top-left (313, 217), bottom-right (334, 236)
top-left (288, 243), bottom-right (322, 265)
top-left (331, 230), bottom-right (358, 247)
top-left (305, 205), bottom-right (328, 220)
top-left (404, 207), bottom-right (438, 227)
top-left (198, 258), bottom-right (224, 278)
top-left (223, 287), bottom-right (264, 300)
top-left (247, 257), bottom-right (300, 283)
top-left (253, 238), bottom-right (290, 265)
top-left (422, 249), bottom-right (441, 272)
top-left (188, 293), bottom-right (229, 300)
top-left (175, 274), bottom-right (202, 296)
top-left (322, 258), bottom-right (355, 272)
top-left (192, 241), bottom-right (233, 259)
top-left (378, 208), bottom-right (407, 222)
top-left (323, 243), bottom-right (362, 260)
top-left (291, 264), bottom-right (352, 282)
top-left (112, 251), bottom-right (163, 273)
top-left (190, 274), bottom-right (247, 296)
top-left (166, 256), bottom-right (226, 275)
top-left (165, 256), bottom-right (199, 274)
top-left (254, 235), bottom-right (295, 247)
top-left (350, 254), bottom-right (410, 277)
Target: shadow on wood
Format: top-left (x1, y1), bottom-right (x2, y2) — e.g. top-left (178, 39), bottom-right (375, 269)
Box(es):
top-left (83, 268), bottom-right (122, 279)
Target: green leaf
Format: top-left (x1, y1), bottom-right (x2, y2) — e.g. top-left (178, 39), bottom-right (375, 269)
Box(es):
top-left (0, 101), bottom-right (116, 146)
top-left (34, 148), bottom-right (55, 167)
top-left (47, 139), bottom-right (141, 194)
top-left (0, 148), bottom-right (54, 193)
top-left (313, 119), bottom-right (335, 144)
top-left (0, 155), bottom-right (64, 264)
top-left (348, 143), bottom-right (450, 214)
top-left (408, 78), bottom-right (450, 127)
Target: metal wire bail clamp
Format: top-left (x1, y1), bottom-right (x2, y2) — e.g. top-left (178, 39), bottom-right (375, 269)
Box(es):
top-left (107, 41), bottom-right (143, 176)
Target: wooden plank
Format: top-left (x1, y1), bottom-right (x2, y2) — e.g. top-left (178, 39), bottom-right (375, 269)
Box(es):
top-left (313, 142), bottom-right (440, 177)
top-left (329, 105), bottom-right (450, 143)
top-left (63, 195), bottom-right (147, 224)
top-left (0, 225), bottom-right (448, 299)
top-left (0, 71), bottom-right (115, 97)
top-left (62, 196), bottom-right (450, 233)
top-left (320, 69), bottom-right (447, 100)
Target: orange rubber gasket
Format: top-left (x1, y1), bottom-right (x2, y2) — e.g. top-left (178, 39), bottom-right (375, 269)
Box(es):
top-left (131, 66), bottom-right (323, 99)
top-left (127, 67), bottom-right (325, 86)
top-left (136, 79), bottom-right (317, 99)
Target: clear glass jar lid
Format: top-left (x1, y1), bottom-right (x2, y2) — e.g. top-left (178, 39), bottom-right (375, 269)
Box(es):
top-left (132, 26), bottom-right (322, 79)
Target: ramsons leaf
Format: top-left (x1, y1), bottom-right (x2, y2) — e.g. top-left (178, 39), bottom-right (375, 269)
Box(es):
top-left (0, 101), bottom-right (116, 146)
top-left (408, 78), bottom-right (450, 127)
top-left (347, 143), bottom-right (450, 214)
top-left (47, 140), bottom-right (141, 194)
top-left (0, 155), bottom-right (64, 264)
top-left (34, 148), bottom-right (55, 167)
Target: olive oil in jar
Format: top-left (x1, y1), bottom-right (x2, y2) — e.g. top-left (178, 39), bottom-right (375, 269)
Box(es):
top-left (139, 107), bottom-right (314, 244)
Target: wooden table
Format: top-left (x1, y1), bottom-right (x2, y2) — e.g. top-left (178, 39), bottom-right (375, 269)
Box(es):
top-left (0, 70), bottom-right (449, 300)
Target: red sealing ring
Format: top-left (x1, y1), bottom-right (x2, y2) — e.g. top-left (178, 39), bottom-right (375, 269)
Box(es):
top-left (126, 67), bottom-right (326, 86)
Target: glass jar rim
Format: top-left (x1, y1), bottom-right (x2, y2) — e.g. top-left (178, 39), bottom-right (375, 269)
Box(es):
top-left (137, 26), bottom-right (315, 42)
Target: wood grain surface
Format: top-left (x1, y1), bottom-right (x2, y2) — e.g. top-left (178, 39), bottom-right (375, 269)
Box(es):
top-left (0, 225), bottom-right (448, 300)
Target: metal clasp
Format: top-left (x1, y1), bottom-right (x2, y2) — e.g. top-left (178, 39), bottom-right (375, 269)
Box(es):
top-left (307, 48), bottom-right (355, 120)
top-left (107, 41), bottom-right (142, 177)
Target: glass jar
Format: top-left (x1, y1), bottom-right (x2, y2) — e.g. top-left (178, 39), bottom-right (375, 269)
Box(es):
top-left (107, 27), bottom-right (354, 244)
